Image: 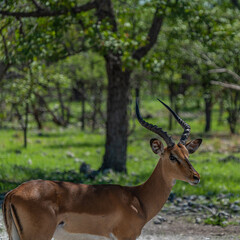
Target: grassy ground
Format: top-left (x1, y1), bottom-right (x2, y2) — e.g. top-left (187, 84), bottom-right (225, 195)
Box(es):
top-left (0, 98), bottom-right (239, 201)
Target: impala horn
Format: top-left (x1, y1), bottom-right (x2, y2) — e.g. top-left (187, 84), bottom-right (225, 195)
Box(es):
top-left (157, 99), bottom-right (190, 145)
top-left (136, 99), bottom-right (175, 147)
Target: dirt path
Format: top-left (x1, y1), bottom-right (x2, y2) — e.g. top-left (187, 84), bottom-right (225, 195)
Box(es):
top-left (140, 213), bottom-right (240, 240)
top-left (0, 212), bottom-right (239, 240)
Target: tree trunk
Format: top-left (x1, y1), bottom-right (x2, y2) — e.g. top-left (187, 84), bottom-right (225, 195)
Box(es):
top-left (72, 80), bottom-right (82, 101)
top-left (100, 56), bottom-right (131, 172)
top-left (56, 82), bottom-right (65, 123)
top-left (23, 103), bottom-right (29, 148)
top-left (33, 107), bottom-right (43, 130)
top-left (0, 62), bottom-right (10, 83)
top-left (32, 101), bottom-right (43, 130)
top-left (218, 97), bottom-right (224, 125)
top-left (227, 91), bottom-right (239, 134)
top-left (202, 78), bottom-right (212, 133)
top-left (204, 95), bottom-right (212, 132)
top-left (81, 82), bottom-right (85, 131)
top-left (92, 91), bottom-right (98, 132)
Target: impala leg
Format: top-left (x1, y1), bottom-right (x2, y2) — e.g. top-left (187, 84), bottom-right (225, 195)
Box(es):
top-left (109, 233), bottom-right (117, 240)
top-left (10, 202), bottom-right (57, 240)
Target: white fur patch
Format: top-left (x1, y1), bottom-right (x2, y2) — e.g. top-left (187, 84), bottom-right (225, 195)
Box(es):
top-left (52, 226), bottom-right (116, 240)
top-left (11, 220), bottom-right (20, 240)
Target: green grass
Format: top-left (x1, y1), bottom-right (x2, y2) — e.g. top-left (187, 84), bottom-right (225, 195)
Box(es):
top-left (0, 128), bottom-right (103, 189)
top-left (0, 98), bottom-right (239, 200)
top-left (0, 127), bottom-right (240, 198)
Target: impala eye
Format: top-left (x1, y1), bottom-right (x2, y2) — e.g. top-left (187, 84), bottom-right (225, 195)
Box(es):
top-left (169, 154), bottom-right (178, 161)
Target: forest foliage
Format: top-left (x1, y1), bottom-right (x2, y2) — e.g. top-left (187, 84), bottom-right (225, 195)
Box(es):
top-left (0, 0), bottom-right (240, 172)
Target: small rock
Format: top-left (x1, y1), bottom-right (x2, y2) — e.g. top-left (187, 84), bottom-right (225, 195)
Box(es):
top-left (222, 221), bottom-right (228, 226)
top-left (216, 233), bottom-right (225, 236)
top-left (230, 204), bottom-right (240, 212)
top-left (153, 215), bottom-right (167, 225)
top-left (217, 211), bottom-right (230, 219)
top-left (190, 208), bottom-right (198, 213)
top-left (102, 168), bottom-right (113, 175)
top-left (88, 170), bottom-right (99, 179)
top-left (176, 197), bottom-right (182, 204)
top-left (198, 195), bottom-right (206, 201)
top-left (234, 200), bottom-right (240, 205)
top-left (85, 151), bottom-right (90, 156)
top-left (207, 203), bottom-right (215, 208)
top-left (188, 201), bottom-right (194, 207)
top-left (189, 195), bottom-right (197, 201)
top-left (74, 158), bottom-right (84, 163)
top-left (15, 149), bottom-right (21, 154)
top-left (80, 162), bottom-right (91, 174)
top-left (168, 193), bottom-right (175, 203)
top-left (66, 151), bottom-right (75, 158)
top-left (182, 203), bottom-right (188, 208)
top-left (96, 149), bottom-right (101, 154)
top-left (134, 157), bottom-right (139, 162)
top-left (195, 217), bottom-right (202, 224)
top-left (220, 198), bottom-right (229, 206)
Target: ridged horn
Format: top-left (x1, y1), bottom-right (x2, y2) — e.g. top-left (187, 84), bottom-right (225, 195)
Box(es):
top-left (136, 99), bottom-right (175, 147)
top-left (157, 99), bottom-right (191, 145)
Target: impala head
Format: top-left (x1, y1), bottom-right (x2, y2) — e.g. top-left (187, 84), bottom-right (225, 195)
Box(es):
top-left (136, 99), bottom-right (202, 186)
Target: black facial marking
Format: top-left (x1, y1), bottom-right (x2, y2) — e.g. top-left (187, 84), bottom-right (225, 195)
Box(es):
top-left (169, 154), bottom-right (180, 164)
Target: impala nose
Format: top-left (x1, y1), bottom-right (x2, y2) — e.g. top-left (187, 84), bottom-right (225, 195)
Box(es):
top-left (192, 175), bottom-right (200, 185)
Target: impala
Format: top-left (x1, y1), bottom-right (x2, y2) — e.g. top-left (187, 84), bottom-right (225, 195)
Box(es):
top-left (3, 99), bottom-right (202, 240)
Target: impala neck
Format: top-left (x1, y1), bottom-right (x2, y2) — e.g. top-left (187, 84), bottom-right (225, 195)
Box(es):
top-left (135, 157), bottom-right (174, 221)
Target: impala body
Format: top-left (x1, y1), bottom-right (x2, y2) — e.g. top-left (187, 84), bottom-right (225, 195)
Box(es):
top-left (3, 99), bottom-right (202, 240)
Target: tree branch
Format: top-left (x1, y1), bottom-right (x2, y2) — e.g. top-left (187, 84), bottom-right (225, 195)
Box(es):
top-left (209, 68), bottom-right (240, 82)
top-left (31, 0), bottom-right (44, 11)
top-left (14, 105), bottom-right (25, 129)
top-left (0, 1), bottom-right (97, 18)
top-left (0, 62), bottom-right (10, 82)
top-left (0, 24), bottom-right (11, 82)
top-left (95, 0), bottom-right (117, 32)
top-left (4, 71), bottom-right (24, 80)
top-left (211, 80), bottom-right (240, 91)
top-left (201, 53), bottom-right (240, 82)
top-left (132, 6), bottom-right (164, 61)
top-left (0, 32), bottom-right (9, 62)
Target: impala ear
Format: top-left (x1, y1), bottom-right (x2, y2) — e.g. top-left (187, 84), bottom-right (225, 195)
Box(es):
top-left (186, 139), bottom-right (202, 154)
top-left (150, 138), bottom-right (164, 155)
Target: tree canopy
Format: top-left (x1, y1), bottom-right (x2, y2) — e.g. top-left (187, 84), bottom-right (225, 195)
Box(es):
top-left (1, 0), bottom-right (240, 171)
